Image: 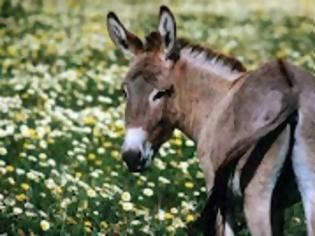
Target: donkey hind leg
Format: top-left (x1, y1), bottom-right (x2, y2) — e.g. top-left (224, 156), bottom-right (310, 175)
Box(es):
top-left (271, 174), bottom-right (300, 236)
top-left (242, 124), bottom-right (291, 236)
top-left (292, 112), bottom-right (315, 236)
top-left (271, 146), bottom-right (300, 236)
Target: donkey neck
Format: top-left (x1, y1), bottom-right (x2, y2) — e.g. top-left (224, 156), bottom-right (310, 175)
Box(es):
top-left (169, 53), bottom-right (245, 142)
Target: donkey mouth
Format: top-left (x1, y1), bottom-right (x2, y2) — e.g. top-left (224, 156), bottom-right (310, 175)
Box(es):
top-left (122, 147), bottom-right (154, 172)
top-left (122, 149), bottom-right (153, 172)
top-left (127, 165), bottom-right (146, 172)
top-left (130, 160), bottom-right (146, 172)
top-left (129, 167), bottom-right (149, 173)
top-left (126, 162), bottom-right (149, 173)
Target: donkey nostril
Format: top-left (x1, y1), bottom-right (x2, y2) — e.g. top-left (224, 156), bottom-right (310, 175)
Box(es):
top-left (122, 150), bottom-right (142, 172)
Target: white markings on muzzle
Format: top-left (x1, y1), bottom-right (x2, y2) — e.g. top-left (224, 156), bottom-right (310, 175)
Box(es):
top-left (122, 127), bottom-right (154, 167)
top-left (122, 127), bottom-right (146, 151)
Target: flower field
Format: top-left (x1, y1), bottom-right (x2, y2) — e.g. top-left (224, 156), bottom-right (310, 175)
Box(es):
top-left (0, 0), bottom-right (314, 235)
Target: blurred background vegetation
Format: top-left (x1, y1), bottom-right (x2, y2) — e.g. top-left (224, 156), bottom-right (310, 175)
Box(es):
top-left (0, 0), bottom-right (314, 235)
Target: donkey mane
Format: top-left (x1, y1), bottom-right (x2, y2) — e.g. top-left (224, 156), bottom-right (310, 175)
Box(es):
top-left (175, 39), bottom-right (246, 80)
top-left (144, 32), bottom-right (246, 81)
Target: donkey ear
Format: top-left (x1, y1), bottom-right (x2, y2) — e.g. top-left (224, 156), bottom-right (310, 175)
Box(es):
top-left (158, 6), bottom-right (176, 54)
top-left (107, 12), bottom-right (143, 57)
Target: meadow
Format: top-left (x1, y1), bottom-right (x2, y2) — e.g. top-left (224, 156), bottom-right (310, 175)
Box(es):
top-left (0, 0), bottom-right (314, 235)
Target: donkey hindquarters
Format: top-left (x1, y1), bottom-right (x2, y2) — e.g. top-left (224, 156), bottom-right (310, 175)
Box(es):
top-left (200, 121), bottom-right (298, 236)
top-left (223, 116), bottom-right (299, 236)
top-left (284, 61), bottom-right (315, 236)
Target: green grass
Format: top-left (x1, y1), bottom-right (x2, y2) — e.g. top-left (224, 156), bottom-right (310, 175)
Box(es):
top-left (0, 0), bottom-right (314, 235)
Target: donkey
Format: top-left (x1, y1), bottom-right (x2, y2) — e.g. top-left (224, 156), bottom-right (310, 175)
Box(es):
top-left (195, 118), bottom-right (300, 236)
top-left (106, 5), bottom-right (315, 235)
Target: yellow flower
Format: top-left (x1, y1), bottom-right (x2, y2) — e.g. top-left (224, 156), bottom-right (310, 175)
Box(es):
top-left (121, 191), bottom-right (131, 202)
top-left (95, 160), bottom-right (102, 166)
top-left (276, 48), bottom-right (289, 58)
top-left (15, 112), bottom-right (26, 122)
top-left (53, 186), bottom-right (63, 195)
top-left (28, 128), bottom-right (38, 139)
top-left (84, 220), bottom-right (92, 228)
top-left (7, 45), bottom-right (17, 57)
top-left (186, 214), bottom-right (195, 222)
top-left (114, 120), bottom-right (124, 132)
top-left (164, 212), bottom-right (174, 220)
top-left (102, 142), bottom-right (112, 148)
top-left (83, 116), bottom-right (97, 125)
top-left (75, 172), bottom-right (82, 179)
top-left (93, 127), bottom-right (101, 137)
top-left (46, 44), bottom-right (58, 55)
top-left (6, 165), bottom-right (15, 172)
top-left (16, 193), bottom-right (27, 202)
top-left (171, 138), bottom-right (182, 146)
top-left (48, 138), bottom-right (55, 144)
top-left (79, 200), bottom-right (89, 210)
top-left (21, 183), bottom-right (30, 191)
top-left (85, 227), bottom-right (92, 233)
top-left (100, 221), bottom-right (108, 229)
top-left (66, 217), bottom-right (76, 225)
top-left (184, 182), bottom-right (194, 189)
top-left (111, 150), bottom-right (120, 159)
top-left (88, 153), bottom-right (96, 161)
top-left (40, 220), bottom-right (50, 231)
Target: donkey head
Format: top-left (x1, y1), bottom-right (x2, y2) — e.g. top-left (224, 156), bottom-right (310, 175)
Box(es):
top-left (107, 6), bottom-right (178, 172)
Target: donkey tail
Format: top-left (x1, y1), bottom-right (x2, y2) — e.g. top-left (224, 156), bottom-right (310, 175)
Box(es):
top-left (277, 58), bottom-right (295, 88)
top-left (198, 159), bottom-right (238, 236)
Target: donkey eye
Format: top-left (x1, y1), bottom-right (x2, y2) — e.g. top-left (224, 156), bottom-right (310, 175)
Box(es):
top-left (153, 90), bottom-right (167, 101)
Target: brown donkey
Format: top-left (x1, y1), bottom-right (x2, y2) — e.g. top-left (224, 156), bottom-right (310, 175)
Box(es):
top-left (106, 6), bottom-right (315, 235)
top-left (196, 120), bottom-right (300, 236)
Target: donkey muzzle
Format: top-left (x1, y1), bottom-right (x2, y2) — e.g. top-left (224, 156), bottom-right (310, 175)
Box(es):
top-left (122, 150), bottom-right (146, 172)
